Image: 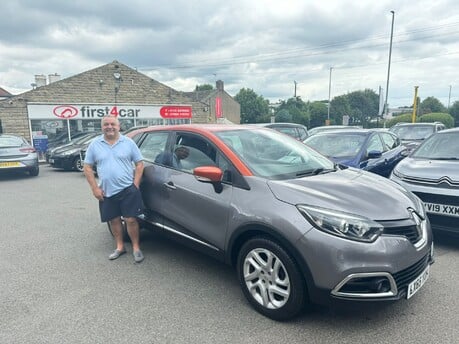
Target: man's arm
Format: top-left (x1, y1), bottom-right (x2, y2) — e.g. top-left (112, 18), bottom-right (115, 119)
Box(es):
top-left (83, 163), bottom-right (104, 200)
top-left (133, 160), bottom-right (144, 188)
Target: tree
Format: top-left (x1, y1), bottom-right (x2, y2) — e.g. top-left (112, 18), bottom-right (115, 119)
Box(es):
top-left (449, 100), bottom-right (459, 126)
top-left (330, 95), bottom-right (350, 125)
top-left (419, 96), bottom-right (446, 115)
top-left (234, 88), bottom-right (270, 123)
top-left (275, 109), bottom-right (292, 122)
top-left (195, 84), bottom-right (213, 91)
top-left (275, 97), bottom-right (309, 126)
top-left (347, 89), bottom-right (379, 126)
top-left (309, 101), bottom-right (328, 128)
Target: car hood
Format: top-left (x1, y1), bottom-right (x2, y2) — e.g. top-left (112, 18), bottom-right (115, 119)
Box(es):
top-left (396, 157), bottom-right (459, 181)
top-left (267, 168), bottom-right (416, 220)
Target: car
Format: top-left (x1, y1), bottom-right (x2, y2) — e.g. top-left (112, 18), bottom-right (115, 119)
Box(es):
top-left (390, 127), bottom-right (459, 236)
top-left (45, 132), bottom-right (100, 163)
top-left (0, 134), bottom-right (39, 176)
top-left (307, 125), bottom-right (361, 136)
top-left (253, 123), bottom-right (309, 141)
top-left (117, 124), bottom-right (433, 320)
top-left (389, 122), bottom-right (446, 152)
top-left (48, 132), bottom-right (99, 171)
top-left (304, 129), bottom-right (408, 177)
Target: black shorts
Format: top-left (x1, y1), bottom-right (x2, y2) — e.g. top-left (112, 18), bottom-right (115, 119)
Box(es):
top-left (99, 184), bottom-right (144, 222)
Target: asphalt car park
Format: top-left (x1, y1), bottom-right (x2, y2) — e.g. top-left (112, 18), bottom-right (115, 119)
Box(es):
top-left (0, 165), bottom-right (458, 343)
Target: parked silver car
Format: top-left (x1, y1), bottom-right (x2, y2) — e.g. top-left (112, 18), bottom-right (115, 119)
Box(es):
top-left (125, 125), bottom-right (433, 320)
top-left (390, 127), bottom-right (459, 236)
top-left (0, 134), bottom-right (39, 176)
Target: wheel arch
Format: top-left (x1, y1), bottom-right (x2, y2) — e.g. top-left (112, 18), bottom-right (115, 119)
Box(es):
top-left (226, 224), bottom-right (315, 293)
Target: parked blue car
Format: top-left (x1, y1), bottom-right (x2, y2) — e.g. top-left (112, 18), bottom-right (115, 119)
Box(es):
top-left (304, 129), bottom-right (409, 177)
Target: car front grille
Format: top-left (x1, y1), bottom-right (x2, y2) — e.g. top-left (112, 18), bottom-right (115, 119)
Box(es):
top-left (393, 253), bottom-right (430, 291)
top-left (400, 175), bottom-right (459, 189)
top-left (383, 225), bottom-right (420, 244)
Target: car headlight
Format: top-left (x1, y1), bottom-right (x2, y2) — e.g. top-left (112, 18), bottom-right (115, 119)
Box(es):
top-left (297, 205), bottom-right (383, 243)
top-left (411, 195), bottom-right (426, 219)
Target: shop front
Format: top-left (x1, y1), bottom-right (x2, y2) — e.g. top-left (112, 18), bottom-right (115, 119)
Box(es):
top-left (28, 103), bottom-right (192, 160)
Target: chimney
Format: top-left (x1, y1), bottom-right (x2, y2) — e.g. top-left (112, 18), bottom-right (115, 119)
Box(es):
top-left (48, 73), bottom-right (61, 84)
top-left (35, 74), bottom-right (47, 87)
top-left (216, 80), bottom-right (224, 91)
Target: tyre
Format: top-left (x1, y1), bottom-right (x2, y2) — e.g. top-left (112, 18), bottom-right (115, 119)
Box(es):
top-left (237, 237), bottom-right (307, 321)
top-left (73, 156), bottom-right (84, 172)
top-left (29, 166), bottom-right (39, 176)
top-left (107, 218), bottom-right (131, 242)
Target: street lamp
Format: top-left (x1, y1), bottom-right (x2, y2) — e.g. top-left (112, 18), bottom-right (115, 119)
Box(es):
top-left (384, 10), bottom-right (395, 119)
top-left (328, 67), bottom-right (333, 123)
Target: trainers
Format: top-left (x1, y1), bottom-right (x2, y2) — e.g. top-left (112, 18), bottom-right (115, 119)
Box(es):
top-left (133, 250), bottom-right (144, 263)
top-left (109, 249), bottom-right (126, 260)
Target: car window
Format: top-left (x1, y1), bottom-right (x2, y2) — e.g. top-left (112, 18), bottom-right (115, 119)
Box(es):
top-left (138, 131), bottom-right (169, 162)
top-left (366, 134), bottom-right (384, 154)
top-left (275, 127), bottom-right (299, 140)
top-left (305, 133), bottom-right (365, 158)
top-left (380, 132), bottom-right (399, 151)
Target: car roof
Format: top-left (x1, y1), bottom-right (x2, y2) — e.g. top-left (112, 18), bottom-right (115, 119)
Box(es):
top-left (127, 124), bottom-right (262, 136)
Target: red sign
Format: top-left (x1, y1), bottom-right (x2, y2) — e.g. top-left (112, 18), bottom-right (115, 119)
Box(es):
top-left (53, 105), bottom-right (79, 119)
top-left (159, 106), bottom-right (192, 119)
top-left (215, 97), bottom-right (222, 118)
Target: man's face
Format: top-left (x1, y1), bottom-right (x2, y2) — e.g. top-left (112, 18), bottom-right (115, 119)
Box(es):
top-left (175, 147), bottom-right (189, 160)
top-left (102, 116), bottom-right (120, 139)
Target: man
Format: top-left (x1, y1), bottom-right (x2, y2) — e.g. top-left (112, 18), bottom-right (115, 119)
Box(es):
top-left (155, 145), bottom-right (189, 169)
top-left (83, 115), bottom-right (145, 263)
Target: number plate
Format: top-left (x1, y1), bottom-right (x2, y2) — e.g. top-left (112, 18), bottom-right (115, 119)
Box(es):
top-left (424, 202), bottom-right (459, 218)
top-left (0, 161), bottom-right (21, 168)
top-left (407, 264), bottom-right (430, 299)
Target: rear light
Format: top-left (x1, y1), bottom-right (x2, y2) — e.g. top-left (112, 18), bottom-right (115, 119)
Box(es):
top-left (20, 147), bottom-right (36, 153)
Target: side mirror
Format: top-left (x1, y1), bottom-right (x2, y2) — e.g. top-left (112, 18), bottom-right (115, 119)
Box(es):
top-left (367, 150), bottom-right (382, 159)
top-left (193, 166), bottom-right (224, 193)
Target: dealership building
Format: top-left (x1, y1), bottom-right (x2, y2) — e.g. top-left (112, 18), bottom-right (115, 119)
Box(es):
top-left (0, 60), bottom-right (240, 156)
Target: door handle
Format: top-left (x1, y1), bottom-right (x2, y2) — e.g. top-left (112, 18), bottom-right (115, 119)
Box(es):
top-left (164, 181), bottom-right (177, 190)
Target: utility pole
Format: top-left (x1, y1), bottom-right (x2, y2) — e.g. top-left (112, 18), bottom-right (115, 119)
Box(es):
top-left (384, 10), bottom-right (395, 119)
top-left (448, 85), bottom-right (452, 110)
top-left (327, 67), bottom-right (333, 125)
top-left (412, 86), bottom-right (419, 123)
top-left (294, 80), bottom-right (297, 98)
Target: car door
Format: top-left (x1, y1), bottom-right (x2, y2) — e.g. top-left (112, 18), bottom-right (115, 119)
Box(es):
top-left (159, 132), bottom-right (233, 252)
top-left (379, 131), bottom-right (407, 176)
top-left (137, 131), bottom-right (172, 225)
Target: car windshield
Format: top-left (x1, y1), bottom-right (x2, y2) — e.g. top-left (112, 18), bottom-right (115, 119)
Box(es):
top-left (391, 125), bottom-right (434, 140)
top-left (215, 128), bottom-right (334, 179)
top-left (0, 136), bottom-right (24, 147)
top-left (305, 133), bottom-right (365, 158)
top-left (411, 132), bottom-right (459, 160)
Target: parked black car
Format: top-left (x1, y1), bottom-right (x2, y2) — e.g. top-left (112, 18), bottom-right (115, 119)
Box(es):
top-left (48, 133), bottom-right (99, 171)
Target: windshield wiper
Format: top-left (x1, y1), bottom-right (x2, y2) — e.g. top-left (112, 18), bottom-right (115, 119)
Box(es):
top-left (296, 167), bottom-right (336, 177)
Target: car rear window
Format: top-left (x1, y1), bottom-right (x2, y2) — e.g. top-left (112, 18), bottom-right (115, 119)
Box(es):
top-left (0, 136), bottom-right (24, 147)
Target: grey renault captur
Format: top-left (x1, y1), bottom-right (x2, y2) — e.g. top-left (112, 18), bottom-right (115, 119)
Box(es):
top-left (127, 125), bottom-right (433, 321)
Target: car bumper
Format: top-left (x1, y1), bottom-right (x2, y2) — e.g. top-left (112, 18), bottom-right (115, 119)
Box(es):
top-left (391, 174), bottom-right (459, 234)
top-left (297, 222), bottom-right (433, 304)
top-left (49, 156), bottom-right (75, 170)
top-left (0, 158), bottom-right (39, 171)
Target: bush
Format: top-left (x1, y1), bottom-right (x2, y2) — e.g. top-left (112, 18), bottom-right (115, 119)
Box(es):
top-left (386, 112), bottom-right (454, 128)
top-left (418, 113), bottom-right (454, 128)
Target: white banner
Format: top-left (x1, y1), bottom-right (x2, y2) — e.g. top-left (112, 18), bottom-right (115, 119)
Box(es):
top-left (27, 103), bottom-right (193, 120)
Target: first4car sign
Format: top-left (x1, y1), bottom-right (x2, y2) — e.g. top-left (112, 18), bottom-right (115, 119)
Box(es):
top-left (27, 104), bottom-right (193, 120)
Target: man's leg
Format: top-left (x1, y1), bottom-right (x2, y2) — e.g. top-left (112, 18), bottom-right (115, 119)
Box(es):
top-left (125, 217), bottom-right (140, 252)
top-left (109, 216), bottom-right (125, 251)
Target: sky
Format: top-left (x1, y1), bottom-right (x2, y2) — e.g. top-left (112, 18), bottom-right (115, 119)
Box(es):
top-left (1, 0), bottom-right (459, 109)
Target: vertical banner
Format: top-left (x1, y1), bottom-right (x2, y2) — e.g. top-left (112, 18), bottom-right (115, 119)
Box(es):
top-left (215, 97), bottom-right (222, 118)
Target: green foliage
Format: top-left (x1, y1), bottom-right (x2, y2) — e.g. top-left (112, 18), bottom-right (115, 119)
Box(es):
top-left (449, 100), bottom-right (459, 126)
top-left (385, 112), bottom-right (454, 128)
top-left (309, 101), bottom-right (328, 128)
top-left (330, 95), bottom-right (350, 125)
top-left (275, 109), bottom-right (292, 122)
top-left (386, 113), bottom-right (413, 127)
top-left (419, 97), bottom-right (446, 115)
top-left (234, 88), bottom-right (270, 123)
top-left (347, 89), bottom-right (380, 126)
top-left (274, 97), bottom-right (309, 126)
top-left (419, 113), bottom-right (454, 128)
top-left (195, 84), bottom-right (213, 91)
